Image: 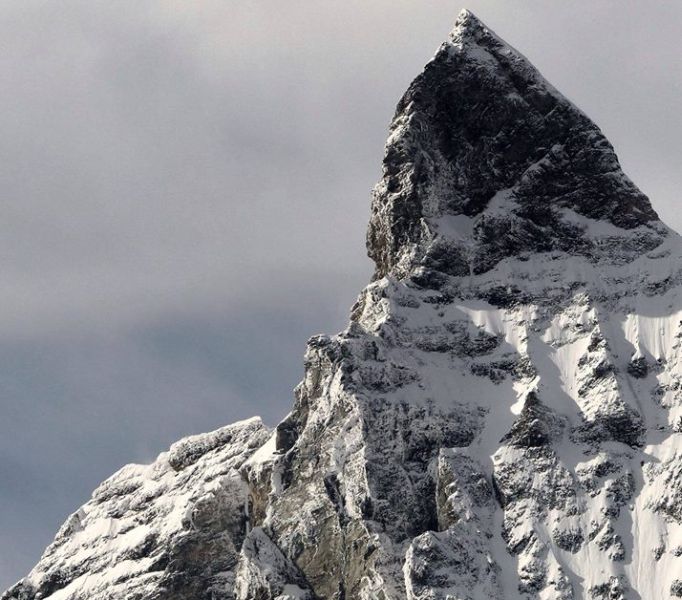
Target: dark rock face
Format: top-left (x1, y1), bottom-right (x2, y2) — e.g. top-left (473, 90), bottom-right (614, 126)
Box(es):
top-left (234, 528), bottom-right (314, 600)
top-left (501, 391), bottom-right (562, 448)
top-left (367, 10), bottom-right (661, 281)
top-left (6, 9), bottom-right (682, 600)
top-left (627, 355), bottom-right (649, 378)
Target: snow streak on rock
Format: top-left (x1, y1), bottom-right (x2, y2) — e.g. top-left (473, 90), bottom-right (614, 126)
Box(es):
top-left (5, 9), bottom-right (682, 600)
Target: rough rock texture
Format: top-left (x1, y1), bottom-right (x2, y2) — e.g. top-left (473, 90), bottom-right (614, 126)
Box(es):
top-left (3, 418), bottom-right (270, 600)
top-left (5, 9), bottom-right (682, 600)
top-left (366, 10), bottom-right (660, 281)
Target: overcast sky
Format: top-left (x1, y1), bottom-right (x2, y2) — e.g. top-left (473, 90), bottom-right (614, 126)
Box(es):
top-left (1, 1), bottom-right (681, 589)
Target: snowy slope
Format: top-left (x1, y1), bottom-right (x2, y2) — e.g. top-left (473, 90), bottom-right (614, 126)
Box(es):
top-left (5, 9), bottom-right (682, 600)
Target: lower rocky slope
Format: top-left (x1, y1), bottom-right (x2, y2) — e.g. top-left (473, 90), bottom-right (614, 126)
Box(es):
top-left (7, 234), bottom-right (682, 599)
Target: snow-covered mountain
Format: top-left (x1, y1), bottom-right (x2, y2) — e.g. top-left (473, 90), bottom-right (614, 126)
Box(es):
top-left (5, 9), bottom-right (682, 600)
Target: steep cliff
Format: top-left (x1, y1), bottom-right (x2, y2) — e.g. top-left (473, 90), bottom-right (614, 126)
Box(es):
top-left (5, 10), bottom-right (682, 600)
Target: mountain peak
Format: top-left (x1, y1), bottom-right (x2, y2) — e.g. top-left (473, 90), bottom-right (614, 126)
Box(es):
top-left (453, 8), bottom-right (481, 27)
top-left (447, 9), bottom-right (531, 71)
top-left (367, 12), bottom-right (662, 281)
top-left (450, 8), bottom-right (488, 40)
top-left (7, 14), bottom-right (682, 600)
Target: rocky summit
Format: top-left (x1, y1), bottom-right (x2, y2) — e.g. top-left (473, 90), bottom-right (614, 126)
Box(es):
top-left (5, 9), bottom-right (682, 600)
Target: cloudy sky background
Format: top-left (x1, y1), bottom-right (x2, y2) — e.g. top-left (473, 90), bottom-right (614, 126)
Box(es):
top-left (1, 0), bottom-right (681, 588)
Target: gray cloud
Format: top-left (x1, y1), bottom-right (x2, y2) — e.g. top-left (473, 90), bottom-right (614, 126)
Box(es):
top-left (1, 0), bottom-right (680, 589)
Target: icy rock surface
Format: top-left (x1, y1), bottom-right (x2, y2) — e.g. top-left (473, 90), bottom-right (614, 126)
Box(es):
top-left (5, 9), bottom-right (682, 600)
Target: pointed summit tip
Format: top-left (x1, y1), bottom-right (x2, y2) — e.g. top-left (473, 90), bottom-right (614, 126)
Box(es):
top-left (457, 8), bottom-right (478, 21)
top-left (448, 8), bottom-right (499, 48)
top-left (452, 8), bottom-right (486, 35)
